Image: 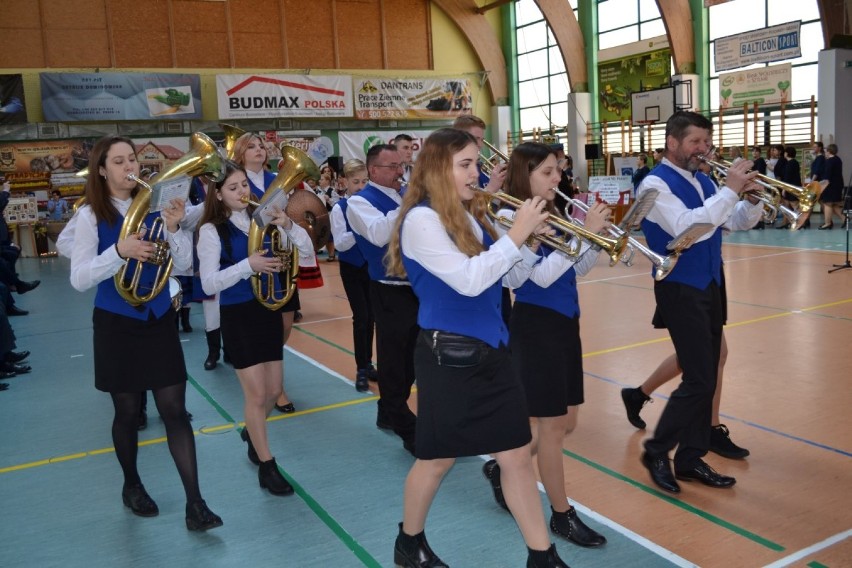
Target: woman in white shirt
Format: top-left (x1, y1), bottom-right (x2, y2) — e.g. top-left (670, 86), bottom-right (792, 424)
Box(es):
top-left (69, 135), bottom-right (221, 531)
top-left (197, 161), bottom-right (313, 496)
top-left (384, 128), bottom-right (571, 568)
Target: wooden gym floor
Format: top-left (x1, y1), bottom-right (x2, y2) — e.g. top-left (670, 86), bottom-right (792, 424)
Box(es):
top-left (1, 224), bottom-right (850, 567)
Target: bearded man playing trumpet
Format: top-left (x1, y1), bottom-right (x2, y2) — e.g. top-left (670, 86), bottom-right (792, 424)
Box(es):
top-left (636, 111), bottom-right (764, 494)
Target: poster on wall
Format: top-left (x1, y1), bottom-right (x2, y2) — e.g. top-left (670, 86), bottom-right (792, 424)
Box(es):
top-left (353, 78), bottom-right (472, 120)
top-left (719, 63), bottom-right (792, 110)
top-left (0, 139), bottom-right (91, 174)
top-left (714, 21), bottom-right (801, 72)
top-left (40, 73), bottom-right (202, 121)
top-left (597, 37), bottom-right (672, 123)
top-left (0, 74), bottom-right (27, 124)
top-left (217, 74), bottom-right (352, 119)
top-left (338, 130), bottom-right (434, 162)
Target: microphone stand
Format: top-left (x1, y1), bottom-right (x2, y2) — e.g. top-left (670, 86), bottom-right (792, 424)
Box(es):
top-left (828, 181), bottom-right (851, 273)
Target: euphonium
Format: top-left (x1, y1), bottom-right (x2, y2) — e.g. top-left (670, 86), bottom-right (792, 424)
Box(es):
top-left (245, 144), bottom-right (321, 310)
top-left (219, 123), bottom-right (247, 160)
top-left (115, 132), bottom-right (226, 306)
top-left (241, 195), bottom-right (300, 310)
top-left (473, 186), bottom-right (629, 263)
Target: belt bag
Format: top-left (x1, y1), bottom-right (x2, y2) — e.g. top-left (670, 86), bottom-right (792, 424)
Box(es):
top-left (424, 329), bottom-right (489, 368)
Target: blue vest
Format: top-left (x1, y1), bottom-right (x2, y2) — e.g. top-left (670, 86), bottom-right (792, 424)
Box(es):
top-left (477, 162), bottom-right (489, 189)
top-left (640, 164), bottom-right (723, 289)
top-left (216, 222), bottom-right (256, 305)
top-left (94, 212), bottom-right (171, 321)
top-left (336, 199), bottom-right (366, 268)
top-left (248, 170), bottom-right (277, 200)
top-left (349, 183), bottom-right (404, 281)
top-left (401, 205), bottom-right (507, 348)
top-left (513, 246), bottom-right (580, 318)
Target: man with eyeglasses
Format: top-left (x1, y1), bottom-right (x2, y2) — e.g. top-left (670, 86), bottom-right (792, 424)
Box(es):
top-left (346, 144), bottom-right (419, 455)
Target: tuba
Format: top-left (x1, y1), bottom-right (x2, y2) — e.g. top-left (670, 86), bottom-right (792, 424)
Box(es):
top-left (115, 132), bottom-right (226, 306)
top-left (245, 144), bottom-right (323, 310)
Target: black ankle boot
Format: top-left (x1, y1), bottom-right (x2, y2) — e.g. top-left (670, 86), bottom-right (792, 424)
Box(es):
top-left (527, 544), bottom-right (570, 568)
top-left (204, 329), bottom-right (220, 370)
top-left (393, 522), bottom-right (448, 567)
top-left (620, 387), bottom-right (651, 429)
top-left (240, 427), bottom-right (261, 465)
top-left (482, 459), bottom-right (509, 511)
top-left (185, 499), bottom-right (223, 531)
top-left (258, 458), bottom-right (294, 496)
top-left (122, 483), bottom-right (159, 517)
top-left (550, 507), bottom-right (606, 547)
top-left (180, 307), bottom-right (193, 332)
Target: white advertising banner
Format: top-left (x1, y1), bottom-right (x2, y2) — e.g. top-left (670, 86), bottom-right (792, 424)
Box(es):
top-left (217, 74), bottom-right (353, 119)
top-left (353, 77), bottom-right (472, 120)
top-left (719, 63), bottom-right (792, 110)
top-left (338, 129), bottom-right (436, 162)
top-left (714, 21), bottom-right (801, 72)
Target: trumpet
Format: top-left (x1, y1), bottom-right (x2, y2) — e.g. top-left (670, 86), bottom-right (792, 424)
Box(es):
top-left (698, 152), bottom-right (818, 230)
top-left (553, 188), bottom-right (678, 281)
top-left (479, 140), bottom-right (509, 177)
top-left (472, 185), bottom-right (629, 263)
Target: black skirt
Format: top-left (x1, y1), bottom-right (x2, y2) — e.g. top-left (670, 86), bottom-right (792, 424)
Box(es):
top-left (510, 302), bottom-right (584, 416)
top-left (220, 299), bottom-right (284, 369)
top-left (414, 330), bottom-right (531, 460)
top-left (93, 307), bottom-right (187, 393)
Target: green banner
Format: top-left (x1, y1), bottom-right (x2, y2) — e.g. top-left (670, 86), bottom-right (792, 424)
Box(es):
top-left (597, 48), bottom-right (672, 123)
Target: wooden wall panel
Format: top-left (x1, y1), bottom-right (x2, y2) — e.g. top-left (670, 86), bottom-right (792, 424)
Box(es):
top-left (0, 0), bottom-right (434, 71)
top-left (336, 0), bottom-right (383, 69)
top-left (283, 0), bottom-right (336, 69)
top-left (384, 0), bottom-right (431, 69)
top-left (230, 0), bottom-right (285, 68)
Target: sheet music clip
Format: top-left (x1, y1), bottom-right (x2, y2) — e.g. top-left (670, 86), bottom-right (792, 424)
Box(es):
top-left (666, 223), bottom-right (714, 252)
top-left (251, 188), bottom-right (289, 229)
top-left (619, 189), bottom-right (659, 230)
top-left (149, 175), bottom-right (192, 213)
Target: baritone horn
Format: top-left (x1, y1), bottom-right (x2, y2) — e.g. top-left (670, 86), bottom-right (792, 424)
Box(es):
top-left (219, 123), bottom-right (247, 160)
top-left (473, 186), bottom-right (629, 263)
top-left (115, 132), bottom-right (226, 306)
top-left (244, 144), bottom-right (324, 310)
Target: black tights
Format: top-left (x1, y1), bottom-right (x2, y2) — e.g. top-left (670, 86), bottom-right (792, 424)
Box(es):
top-left (110, 383), bottom-right (201, 503)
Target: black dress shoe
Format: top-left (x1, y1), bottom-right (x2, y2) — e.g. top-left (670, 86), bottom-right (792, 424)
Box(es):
top-left (482, 459), bottom-right (509, 510)
top-left (365, 367), bottom-right (379, 382)
top-left (0, 362), bottom-right (30, 374)
top-left (550, 506), bottom-right (607, 547)
top-left (621, 387), bottom-right (651, 429)
top-left (240, 427), bottom-right (261, 465)
top-left (675, 460), bottom-right (736, 488)
top-left (641, 452), bottom-right (680, 493)
top-left (258, 458), bottom-right (295, 496)
top-left (527, 544), bottom-right (570, 567)
top-left (393, 522), bottom-right (448, 568)
top-left (15, 280), bottom-right (40, 294)
top-left (274, 401), bottom-right (295, 413)
top-left (355, 369), bottom-right (370, 392)
top-left (709, 424), bottom-right (750, 459)
top-left (6, 306), bottom-right (28, 316)
top-left (122, 483), bottom-right (159, 517)
top-left (185, 499), bottom-right (223, 532)
top-left (5, 350), bottom-right (30, 363)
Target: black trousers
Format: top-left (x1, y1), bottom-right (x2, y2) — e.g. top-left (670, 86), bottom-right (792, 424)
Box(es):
top-left (370, 281), bottom-right (419, 442)
top-left (339, 260), bottom-right (375, 371)
top-left (644, 280), bottom-right (722, 470)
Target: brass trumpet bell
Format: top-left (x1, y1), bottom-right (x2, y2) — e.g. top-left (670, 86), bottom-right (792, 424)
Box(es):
top-left (219, 123), bottom-right (247, 160)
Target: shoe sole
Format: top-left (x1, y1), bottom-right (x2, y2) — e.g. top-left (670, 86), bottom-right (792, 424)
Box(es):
top-left (186, 518), bottom-right (223, 531)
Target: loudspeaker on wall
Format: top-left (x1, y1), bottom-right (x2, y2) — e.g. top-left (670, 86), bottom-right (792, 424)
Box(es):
top-left (584, 143), bottom-right (602, 160)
